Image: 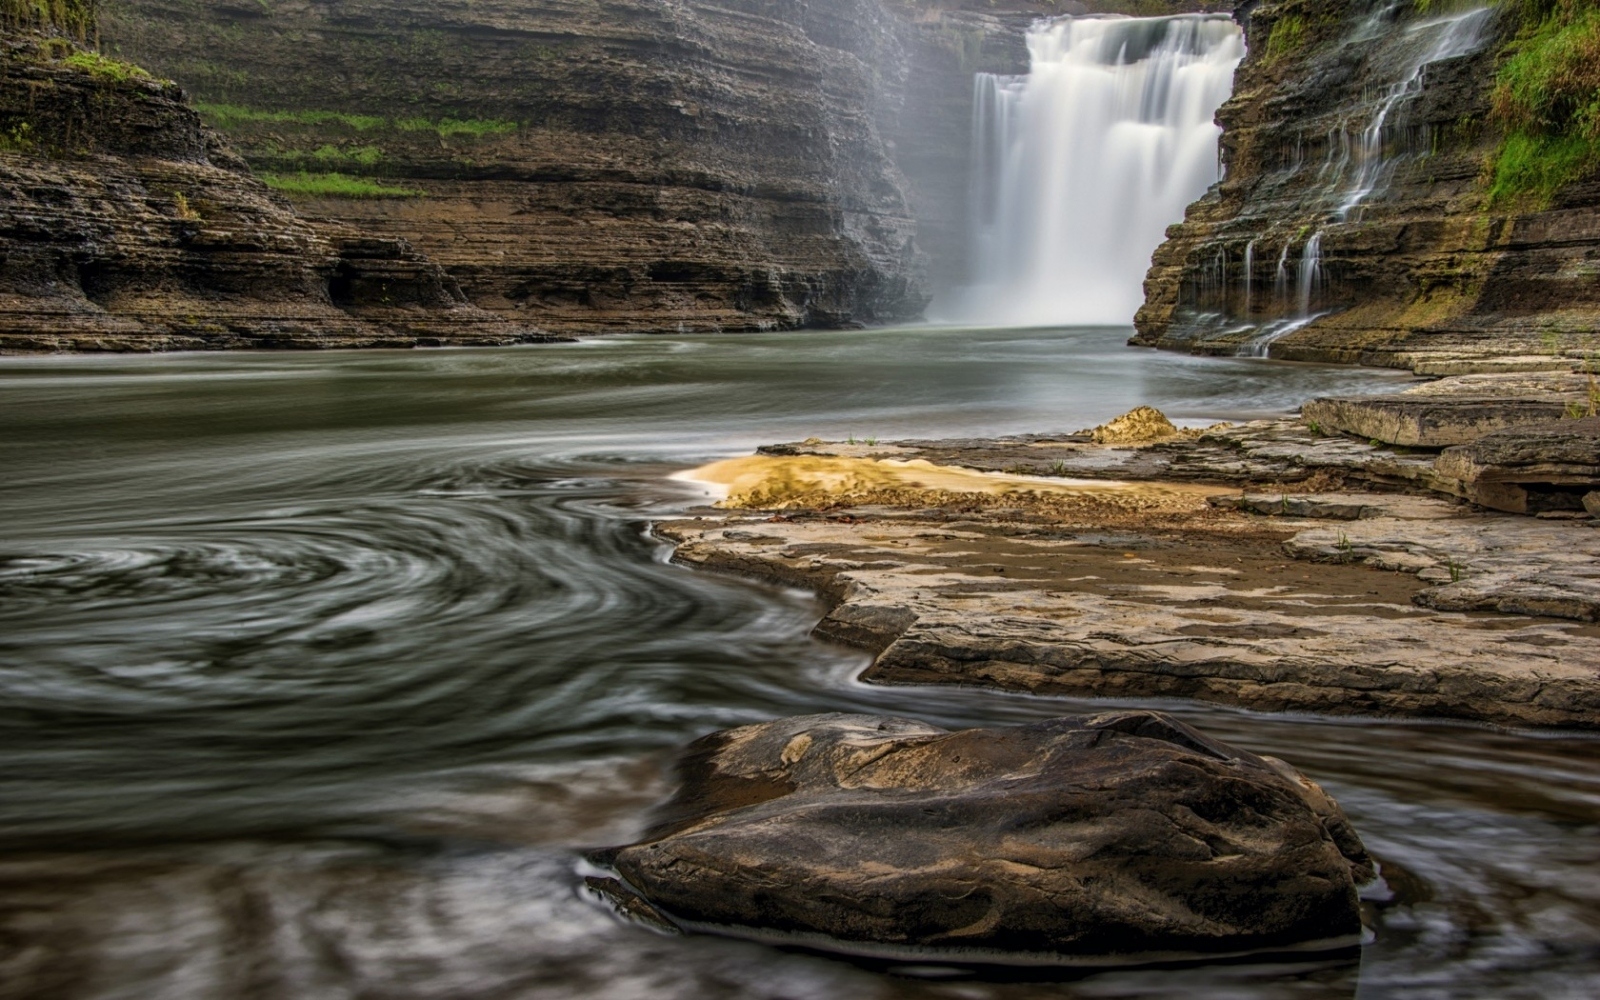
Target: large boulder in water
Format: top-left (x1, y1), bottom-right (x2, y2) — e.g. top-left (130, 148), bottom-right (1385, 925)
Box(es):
top-left (591, 711), bottom-right (1374, 965)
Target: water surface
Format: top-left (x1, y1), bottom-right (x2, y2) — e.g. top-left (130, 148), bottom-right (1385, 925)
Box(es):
top-left (1, 327), bottom-right (1595, 1000)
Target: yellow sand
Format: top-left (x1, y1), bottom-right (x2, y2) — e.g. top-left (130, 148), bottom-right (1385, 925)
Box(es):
top-left (681, 455), bottom-right (1225, 510)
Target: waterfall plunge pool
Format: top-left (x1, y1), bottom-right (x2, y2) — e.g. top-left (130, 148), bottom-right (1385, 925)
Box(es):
top-left (1, 327), bottom-right (1596, 999)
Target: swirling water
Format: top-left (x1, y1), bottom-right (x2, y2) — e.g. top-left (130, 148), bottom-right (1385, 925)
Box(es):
top-left (0, 327), bottom-right (1596, 1000)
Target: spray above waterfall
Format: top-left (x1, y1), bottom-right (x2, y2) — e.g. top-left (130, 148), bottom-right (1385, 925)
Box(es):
top-left (934, 15), bottom-right (1245, 329)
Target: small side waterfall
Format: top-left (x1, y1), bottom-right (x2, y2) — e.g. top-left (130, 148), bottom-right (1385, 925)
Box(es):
top-left (934, 15), bottom-right (1245, 328)
top-left (1228, 5), bottom-right (1492, 358)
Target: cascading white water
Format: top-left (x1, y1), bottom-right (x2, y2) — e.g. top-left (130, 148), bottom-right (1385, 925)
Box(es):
top-left (934, 15), bottom-right (1245, 328)
top-left (1331, 6), bottom-right (1493, 221)
top-left (1233, 5), bottom-right (1492, 358)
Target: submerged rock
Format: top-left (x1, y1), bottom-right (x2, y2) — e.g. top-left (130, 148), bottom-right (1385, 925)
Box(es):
top-left (593, 711), bottom-right (1373, 965)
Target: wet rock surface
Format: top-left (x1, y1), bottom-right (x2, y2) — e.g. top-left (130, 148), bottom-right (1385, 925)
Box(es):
top-left (595, 710), bottom-right (1372, 964)
top-left (668, 392), bottom-right (1600, 729)
top-left (1135, 0), bottom-right (1600, 368)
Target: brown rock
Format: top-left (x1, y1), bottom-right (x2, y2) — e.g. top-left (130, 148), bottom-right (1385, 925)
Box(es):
top-left (1089, 405), bottom-right (1183, 445)
top-left (1133, 1), bottom-right (1600, 369)
top-left (598, 711), bottom-right (1372, 965)
top-left (1433, 417), bottom-right (1600, 513)
top-left (0, 31), bottom-right (543, 352)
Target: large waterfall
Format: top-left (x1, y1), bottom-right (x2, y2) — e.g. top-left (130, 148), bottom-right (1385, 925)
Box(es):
top-left (934, 15), bottom-right (1244, 328)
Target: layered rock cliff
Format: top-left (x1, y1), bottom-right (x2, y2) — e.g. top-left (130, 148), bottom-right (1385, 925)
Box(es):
top-left (1135, 0), bottom-right (1600, 371)
top-left (102, 0), bottom-right (1220, 336)
top-left (0, 20), bottom-right (543, 351)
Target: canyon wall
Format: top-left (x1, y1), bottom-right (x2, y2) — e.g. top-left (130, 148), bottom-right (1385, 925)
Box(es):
top-left (104, 0), bottom-right (1220, 337)
top-left (105, 0), bottom-right (943, 335)
top-left (0, 25), bottom-right (541, 351)
top-left (1135, 0), bottom-right (1600, 371)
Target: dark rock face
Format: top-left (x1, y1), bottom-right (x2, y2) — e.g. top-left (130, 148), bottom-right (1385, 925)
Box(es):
top-left (1135, 0), bottom-right (1600, 368)
top-left (104, 0), bottom-right (959, 335)
top-left (0, 33), bottom-right (541, 352)
top-left (597, 710), bottom-right (1373, 964)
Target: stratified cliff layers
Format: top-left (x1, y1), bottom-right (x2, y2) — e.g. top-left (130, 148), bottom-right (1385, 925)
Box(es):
top-left (1135, 0), bottom-right (1600, 369)
top-left (0, 26), bottom-right (540, 352)
top-left (103, 0), bottom-right (940, 335)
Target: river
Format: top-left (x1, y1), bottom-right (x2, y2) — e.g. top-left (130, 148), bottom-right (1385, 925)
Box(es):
top-left (1, 327), bottom-right (1596, 999)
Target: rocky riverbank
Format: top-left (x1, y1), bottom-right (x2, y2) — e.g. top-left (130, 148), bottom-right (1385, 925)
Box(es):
top-left (659, 375), bottom-right (1600, 730)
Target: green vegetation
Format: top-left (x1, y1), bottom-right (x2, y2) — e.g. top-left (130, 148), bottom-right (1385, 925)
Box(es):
top-left (308, 144), bottom-right (385, 167)
top-left (1564, 374), bottom-right (1600, 418)
top-left (260, 171), bottom-right (423, 199)
top-left (396, 116), bottom-right (518, 138)
top-left (1488, 0), bottom-right (1600, 206)
top-left (0, 0), bottom-right (97, 39)
top-left (62, 48), bottom-right (149, 83)
top-left (197, 104), bottom-right (386, 132)
top-left (196, 103), bottom-right (517, 140)
top-left (1262, 14), bottom-right (1309, 66)
top-left (0, 121), bottom-right (34, 152)
top-left (172, 192), bottom-right (200, 221)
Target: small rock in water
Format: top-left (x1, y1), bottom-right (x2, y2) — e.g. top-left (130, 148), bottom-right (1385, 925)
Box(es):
top-left (1089, 406), bottom-right (1181, 445)
top-left (590, 711), bottom-right (1373, 965)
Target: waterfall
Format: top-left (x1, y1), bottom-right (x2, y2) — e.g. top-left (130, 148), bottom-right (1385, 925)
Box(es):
top-left (1241, 239), bottom-right (1255, 318)
top-left (1296, 232), bottom-right (1322, 317)
top-left (934, 15), bottom-right (1245, 328)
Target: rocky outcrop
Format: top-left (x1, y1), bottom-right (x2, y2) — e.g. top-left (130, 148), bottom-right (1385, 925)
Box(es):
top-left (0, 31), bottom-right (544, 352)
top-left (1302, 373), bottom-right (1596, 448)
top-left (664, 401), bottom-right (1600, 729)
top-left (1134, 0), bottom-right (1600, 369)
top-left (1433, 417), bottom-right (1600, 514)
top-left (592, 710), bottom-right (1372, 964)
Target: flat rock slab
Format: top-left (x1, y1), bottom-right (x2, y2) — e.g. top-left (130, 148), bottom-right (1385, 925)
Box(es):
top-left (594, 711), bottom-right (1372, 965)
top-left (1302, 373), bottom-right (1594, 448)
top-left (658, 508), bottom-right (1600, 729)
top-left (1433, 418), bottom-right (1600, 513)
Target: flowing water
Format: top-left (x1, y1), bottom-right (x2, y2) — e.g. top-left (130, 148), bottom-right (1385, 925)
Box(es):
top-left (1, 328), bottom-right (1597, 1000)
top-left (933, 16), bottom-right (1244, 327)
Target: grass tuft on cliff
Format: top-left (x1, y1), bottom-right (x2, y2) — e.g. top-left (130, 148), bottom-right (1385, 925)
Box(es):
top-left (196, 103), bottom-right (518, 141)
top-left (260, 171), bottom-right (423, 200)
top-left (1489, 0), bottom-right (1600, 206)
top-left (1, 0), bottom-right (97, 39)
top-left (61, 48), bottom-right (148, 83)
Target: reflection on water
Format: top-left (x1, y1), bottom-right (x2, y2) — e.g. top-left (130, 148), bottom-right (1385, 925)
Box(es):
top-left (0, 328), bottom-right (1595, 999)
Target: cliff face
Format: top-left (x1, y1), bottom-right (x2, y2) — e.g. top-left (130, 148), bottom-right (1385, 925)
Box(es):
top-left (105, 0), bottom-right (1216, 336)
top-left (0, 30), bottom-right (540, 352)
top-left (103, 0), bottom-right (927, 334)
top-left (1135, 0), bottom-right (1600, 371)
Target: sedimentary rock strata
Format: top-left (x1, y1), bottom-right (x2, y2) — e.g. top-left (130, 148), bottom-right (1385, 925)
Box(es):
top-left (1303, 373), bottom-right (1597, 448)
top-left (594, 710), bottom-right (1372, 963)
top-left (0, 31), bottom-right (541, 351)
top-left (1433, 417), bottom-right (1600, 514)
top-left (1135, 0), bottom-right (1600, 368)
top-left (105, 1), bottom-right (1223, 335)
top-left (664, 399), bottom-right (1600, 728)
